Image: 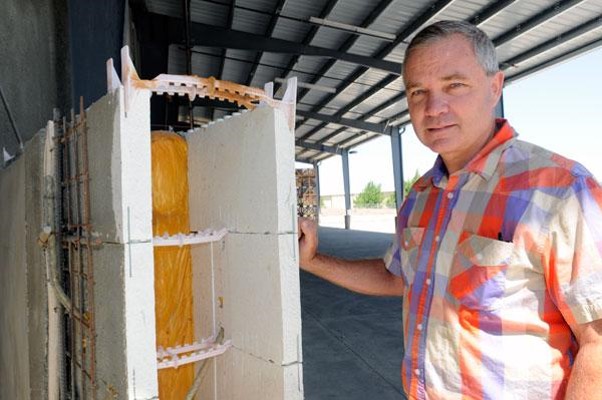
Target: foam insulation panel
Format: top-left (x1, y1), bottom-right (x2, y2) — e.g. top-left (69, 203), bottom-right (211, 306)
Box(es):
top-left (188, 107), bottom-right (304, 400)
top-left (86, 86), bottom-right (158, 398)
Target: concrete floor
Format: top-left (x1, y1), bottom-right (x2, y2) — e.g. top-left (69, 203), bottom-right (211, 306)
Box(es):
top-left (301, 227), bottom-right (407, 399)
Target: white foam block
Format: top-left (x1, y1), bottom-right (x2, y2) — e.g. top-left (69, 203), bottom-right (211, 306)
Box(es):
top-left (87, 87), bottom-right (152, 244)
top-left (187, 107), bottom-right (296, 234)
top-left (188, 107), bottom-right (303, 399)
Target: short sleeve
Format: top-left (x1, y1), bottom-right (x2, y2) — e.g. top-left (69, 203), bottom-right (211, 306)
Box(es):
top-left (545, 174), bottom-right (602, 329)
top-left (384, 232), bottom-right (402, 277)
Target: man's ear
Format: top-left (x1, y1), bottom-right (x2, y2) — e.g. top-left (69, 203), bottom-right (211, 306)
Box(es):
top-left (490, 71), bottom-right (505, 104)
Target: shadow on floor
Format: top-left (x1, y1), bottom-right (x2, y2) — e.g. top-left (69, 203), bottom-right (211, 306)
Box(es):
top-left (301, 227), bottom-right (407, 400)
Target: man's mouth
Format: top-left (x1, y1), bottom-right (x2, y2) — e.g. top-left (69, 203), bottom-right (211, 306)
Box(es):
top-left (426, 124), bottom-right (455, 132)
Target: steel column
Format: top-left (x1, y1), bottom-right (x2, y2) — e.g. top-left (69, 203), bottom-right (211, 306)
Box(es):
top-left (390, 127), bottom-right (405, 211)
top-left (314, 162), bottom-right (321, 220)
top-left (495, 92), bottom-right (504, 118)
top-left (342, 149), bottom-right (352, 229)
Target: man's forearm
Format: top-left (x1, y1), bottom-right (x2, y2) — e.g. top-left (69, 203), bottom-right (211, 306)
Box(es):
top-left (303, 253), bottom-right (404, 297)
top-left (565, 342), bottom-right (602, 399)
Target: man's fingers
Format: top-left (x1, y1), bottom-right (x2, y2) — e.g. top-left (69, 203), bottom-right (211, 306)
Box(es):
top-left (298, 217), bottom-right (318, 268)
top-left (298, 218), bottom-right (316, 240)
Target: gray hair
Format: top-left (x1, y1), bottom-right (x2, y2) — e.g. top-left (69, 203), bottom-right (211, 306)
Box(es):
top-left (404, 20), bottom-right (499, 76)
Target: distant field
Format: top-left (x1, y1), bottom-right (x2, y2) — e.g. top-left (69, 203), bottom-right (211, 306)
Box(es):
top-left (319, 208), bottom-right (396, 233)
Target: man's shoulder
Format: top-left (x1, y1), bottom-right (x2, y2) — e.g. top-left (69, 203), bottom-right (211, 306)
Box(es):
top-left (501, 139), bottom-right (593, 181)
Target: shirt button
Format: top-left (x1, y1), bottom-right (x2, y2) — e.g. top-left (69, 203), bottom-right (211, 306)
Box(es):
top-left (426, 278), bottom-right (432, 286)
top-left (414, 369), bottom-right (421, 376)
top-left (404, 240), bottom-right (409, 247)
top-left (447, 192), bottom-right (454, 199)
top-left (435, 235), bottom-right (440, 242)
top-left (417, 323), bottom-right (423, 331)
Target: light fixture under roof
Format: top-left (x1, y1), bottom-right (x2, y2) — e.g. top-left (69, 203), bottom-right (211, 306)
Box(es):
top-left (274, 78), bottom-right (337, 94)
top-left (309, 17), bottom-right (396, 42)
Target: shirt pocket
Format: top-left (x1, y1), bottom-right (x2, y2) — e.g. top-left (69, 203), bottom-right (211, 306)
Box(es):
top-left (400, 227), bottom-right (425, 285)
top-left (448, 233), bottom-right (515, 311)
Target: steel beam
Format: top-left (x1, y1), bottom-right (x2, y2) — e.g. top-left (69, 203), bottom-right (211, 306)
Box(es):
top-left (182, 0), bottom-right (194, 127)
top-left (282, 0), bottom-right (396, 96)
top-left (296, 140), bottom-right (343, 155)
top-left (218, 0), bottom-right (235, 80)
top-left (295, 156), bottom-right (316, 164)
top-left (211, 0), bottom-right (236, 121)
top-left (502, 15), bottom-right (602, 68)
top-left (492, 0), bottom-right (585, 47)
top-left (468, 0), bottom-right (518, 26)
top-left (389, 110), bottom-right (411, 126)
top-left (313, 127), bottom-right (346, 145)
top-left (339, 132), bottom-right (374, 148)
top-left (296, 110), bottom-right (387, 134)
top-left (295, 74), bottom-right (399, 142)
top-left (505, 37), bottom-right (602, 84)
top-left (245, 0), bottom-right (288, 86)
top-left (160, 14), bottom-right (401, 74)
top-left (273, 0), bottom-right (349, 94)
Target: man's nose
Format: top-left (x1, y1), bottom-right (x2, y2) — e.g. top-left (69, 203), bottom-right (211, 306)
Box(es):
top-left (424, 93), bottom-right (448, 116)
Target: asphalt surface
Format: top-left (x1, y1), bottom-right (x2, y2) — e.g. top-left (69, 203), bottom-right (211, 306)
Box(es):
top-left (301, 227), bottom-right (407, 400)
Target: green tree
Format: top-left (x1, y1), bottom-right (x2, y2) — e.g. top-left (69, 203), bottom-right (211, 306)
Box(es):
top-left (384, 192), bottom-right (396, 208)
top-left (404, 170), bottom-right (421, 197)
top-left (384, 170), bottom-right (423, 209)
top-left (354, 181), bottom-right (384, 208)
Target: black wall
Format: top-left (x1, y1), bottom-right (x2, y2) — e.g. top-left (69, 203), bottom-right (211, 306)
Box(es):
top-left (0, 0), bottom-right (126, 155)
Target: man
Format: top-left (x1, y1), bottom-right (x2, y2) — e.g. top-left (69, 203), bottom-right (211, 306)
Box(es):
top-left (298, 20), bottom-right (602, 399)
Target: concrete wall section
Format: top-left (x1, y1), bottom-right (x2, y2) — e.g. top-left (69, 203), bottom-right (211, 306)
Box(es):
top-left (0, 131), bottom-right (51, 399)
top-left (0, 0), bottom-right (71, 155)
top-left (24, 133), bottom-right (50, 399)
top-left (0, 152), bottom-right (30, 399)
top-left (188, 107), bottom-right (303, 399)
top-left (87, 86), bottom-right (157, 398)
top-left (68, 0), bottom-right (124, 108)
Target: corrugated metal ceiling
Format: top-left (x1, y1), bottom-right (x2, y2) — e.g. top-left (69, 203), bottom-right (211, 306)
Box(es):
top-left (146, 0), bottom-right (602, 163)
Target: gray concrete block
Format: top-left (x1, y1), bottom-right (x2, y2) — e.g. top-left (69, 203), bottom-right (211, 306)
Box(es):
top-left (94, 243), bottom-right (128, 398)
top-left (24, 132), bottom-right (50, 399)
top-left (0, 153), bottom-right (30, 400)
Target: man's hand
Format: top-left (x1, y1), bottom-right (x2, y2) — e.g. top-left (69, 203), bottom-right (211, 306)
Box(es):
top-left (296, 217), bottom-right (404, 296)
top-left (298, 217), bottom-right (318, 269)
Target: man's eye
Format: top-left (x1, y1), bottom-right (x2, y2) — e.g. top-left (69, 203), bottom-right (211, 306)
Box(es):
top-left (410, 89), bottom-right (425, 97)
top-left (450, 82), bottom-right (465, 89)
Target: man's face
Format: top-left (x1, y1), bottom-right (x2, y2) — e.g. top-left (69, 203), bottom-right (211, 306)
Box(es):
top-left (404, 34), bottom-right (504, 173)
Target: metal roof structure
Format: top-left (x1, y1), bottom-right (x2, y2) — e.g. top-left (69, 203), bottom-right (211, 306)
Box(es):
top-left (131, 0), bottom-right (602, 164)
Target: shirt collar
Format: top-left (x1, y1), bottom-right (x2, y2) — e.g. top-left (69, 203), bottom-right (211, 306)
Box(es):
top-left (415, 119), bottom-right (516, 190)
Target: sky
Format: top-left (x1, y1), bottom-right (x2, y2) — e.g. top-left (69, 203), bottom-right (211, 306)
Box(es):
top-left (313, 46), bottom-right (602, 196)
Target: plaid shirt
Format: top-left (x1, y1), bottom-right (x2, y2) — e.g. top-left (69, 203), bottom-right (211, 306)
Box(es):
top-left (385, 119), bottom-right (602, 399)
